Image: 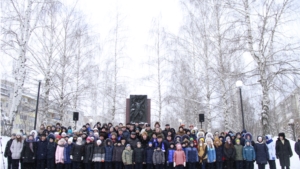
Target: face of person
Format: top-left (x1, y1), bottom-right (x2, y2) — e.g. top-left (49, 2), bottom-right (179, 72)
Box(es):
top-left (49, 139), bottom-right (54, 142)
top-left (143, 135), bottom-right (147, 139)
top-left (258, 137), bottom-right (262, 142)
top-left (246, 142), bottom-right (250, 146)
top-left (180, 128), bottom-right (183, 131)
top-left (166, 126), bottom-right (170, 129)
top-left (280, 136), bottom-right (284, 140)
top-left (170, 145), bottom-right (174, 148)
top-left (237, 135), bottom-right (241, 138)
top-left (121, 140), bottom-right (126, 144)
top-left (157, 138), bottom-right (162, 142)
top-left (137, 144), bottom-right (141, 148)
top-left (236, 141), bottom-right (240, 145)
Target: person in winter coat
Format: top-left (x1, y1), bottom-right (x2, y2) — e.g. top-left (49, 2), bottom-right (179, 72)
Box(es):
top-left (4, 133), bottom-right (16, 169)
top-left (176, 126), bottom-right (186, 136)
top-left (206, 138), bottom-right (216, 169)
top-left (276, 133), bottom-right (293, 169)
top-left (122, 144), bottom-right (133, 169)
top-left (234, 139), bottom-right (243, 169)
top-left (127, 132), bottom-right (139, 149)
top-left (185, 141), bottom-right (198, 169)
top-left (295, 135), bottom-right (300, 160)
top-left (71, 137), bottom-right (85, 169)
top-left (113, 141), bottom-right (125, 169)
top-left (56, 138), bottom-right (66, 169)
top-left (214, 137), bottom-right (224, 169)
top-left (133, 142), bottom-right (145, 169)
top-left (224, 136), bottom-right (236, 169)
top-left (145, 142), bottom-right (155, 169)
top-left (166, 142), bottom-right (175, 169)
top-left (197, 137), bottom-right (207, 169)
top-left (105, 138), bottom-right (114, 169)
top-left (265, 134), bottom-right (276, 169)
top-left (64, 138), bottom-right (73, 169)
top-left (244, 133), bottom-right (255, 146)
top-left (21, 135), bottom-right (36, 169)
top-left (10, 133), bottom-right (23, 169)
top-left (254, 136), bottom-right (269, 169)
top-left (173, 143), bottom-right (186, 169)
top-left (243, 140), bottom-right (256, 169)
top-left (83, 137), bottom-right (94, 169)
top-left (153, 146), bottom-right (165, 169)
top-left (36, 134), bottom-right (48, 169)
top-left (93, 140), bottom-right (106, 169)
top-left (47, 134), bottom-right (57, 169)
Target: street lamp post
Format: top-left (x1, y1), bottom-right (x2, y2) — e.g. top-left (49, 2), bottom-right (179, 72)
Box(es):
top-left (34, 75), bottom-right (43, 130)
top-left (236, 80), bottom-right (245, 131)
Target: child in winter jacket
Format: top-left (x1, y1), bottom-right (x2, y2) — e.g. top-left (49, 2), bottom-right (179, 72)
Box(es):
top-left (206, 138), bottom-right (216, 169)
top-left (173, 143), bottom-right (186, 169)
top-left (224, 136), bottom-right (235, 169)
top-left (105, 139), bottom-right (114, 169)
top-left (64, 138), bottom-right (73, 169)
top-left (113, 142), bottom-right (125, 169)
top-left (197, 138), bottom-right (207, 169)
top-left (83, 137), bottom-right (94, 169)
top-left (93, 140), bottom-right (106, 169)
top-left (243, 140), bottom-right (256, 169)
top-left (265, 135), bottom-right (276, 169)
top-left (21, 135), bottom-right (36, 169)
top-left (234, 139), bottom-right (243, 169)
top-left (167, 143), bottom-right (176, 169)
top-left (214, 137), bottom-right (224, 169)
top-left (122, 144), bottom-right (133, 169)
top-left (47, 135), bottom-right (57, 169)
top-left (153, 146), bottom-right (165, 169)
top-left (145, 142), bottom-right (155, 169)
top-left (71, 137), bottom-right (84, 169)
top-left (133, 142), bottom-right (145, 169)
top-left (254, 136), bottom-right (269, 169)
top-left (10, 133), bottom-right (23, 169)
top-left (55, 138), bottom-right (66, 169)
top-left (36, 134), bottom-right (48, 169)
top-left (185, 141), bottom-right (198, 169)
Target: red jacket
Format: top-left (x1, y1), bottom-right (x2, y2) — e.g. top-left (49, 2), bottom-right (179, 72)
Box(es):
top-left (173, 144), bottom-right (186, 166)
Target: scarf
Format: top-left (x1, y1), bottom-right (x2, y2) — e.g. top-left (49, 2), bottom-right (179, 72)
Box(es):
top-left (266, 139), bottom-right (273, 144)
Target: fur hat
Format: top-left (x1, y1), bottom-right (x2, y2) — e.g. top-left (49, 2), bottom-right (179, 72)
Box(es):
top-left (278, 133), bottom-right (285, 139)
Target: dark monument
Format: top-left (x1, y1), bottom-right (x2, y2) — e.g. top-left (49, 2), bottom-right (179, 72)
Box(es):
top-left (126, 95), bottom-right (151, 124)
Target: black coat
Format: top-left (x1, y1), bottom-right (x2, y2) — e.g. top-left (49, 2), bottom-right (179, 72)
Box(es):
top-left (83, 143), bottom-right (94, 163)
top-left (71, 143), bottom-right (85, 162)
top-left (133, 147), bottom-right (145, 163)
top-left (112, 145), bottom-right (124, 162)
top-left (21, 141), bottom-right (37, 163)
top-left (140, 138), bottom-right (150, 149)
top-left (295, 140), bottom-right (300, 158)
top-left (276, 139), bottom-right (293, 167)
top-left (224, 144), bottom-right (236, 159)
top-left (215, 145), bottom-right (224, 162)
top-left (127, 137), bottom-right (140, 149)
top-left (47, 142), bottom-right (57, 159)
top-left (144, 146), bottom-right (154, 163)
top-left (254, 143), bottom-right (269, 164)
top-left (36, 140), bottom-right (48, 160)
top-left (4, 139), bottom-right (13, 157)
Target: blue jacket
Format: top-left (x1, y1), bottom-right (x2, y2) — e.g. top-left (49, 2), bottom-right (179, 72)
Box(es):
top-left (185, 146), bottom-right (199, 162)
top-left (215, 145), bottom-right (224, 162)
top-left (64, 143), bottom-right (73, 163)
top-left (105, 146), bottom-right (114, 162)
top-left (144, 146), bottom-right (154, 163)
top-left (254, 143), bottom-right (269, 164)
top-left (167, 148), bottom-right (175, 162)
top-left (47, 142), bottom-right (57, 159)
top-left (36, 140), bottom-right (48, 160)
top-left (207, 147), bottom-right (216, 163)
top-left (243, 145), bottom-right (256, 161)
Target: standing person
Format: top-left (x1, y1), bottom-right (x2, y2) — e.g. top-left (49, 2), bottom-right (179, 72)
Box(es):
top-left (133, 142), bottom-right (145, 169)
top-left (254, 136), bottom-right (269, 169)
top-left (105, 139), bottom-right (114, 169)
top-left (145, 142), bottom-right (155, 169)
top-left (21, 135), bottom-right (36, 169)
top-left (166, 143), bottom-right (176, 169)
top-left (214, 137), bottom-right (224, 169)
top-left (234, 139), bottom-right (243, 169)
top-left (224, 136), bottom-right (236, 169)
top-left (36, 134), bottom-right (48, 169)
top-left (113, 141), bottom-right (125, 169)
top-left (64, 138), bottom-right (73, 169)
top-left (152, 147), bottom-right (165, 169)
top-left (197, 138), bottom-right (207, 169)
top-left (122, 144), bottom-right (133, 169)
top-left (92, 140), bottom-right (105, 169)
top-left (83, 137), bottom-right (94, 169)
top-left (243, 140), bottom-right (256, 169)
top-left (10, 133), bottom-right (24, 169)
top-left (4, 133), bottom-right (16, 169)
top-left (185, 141), bottom-right (198, 169)
top-left (71, 137), bottom-right (84, 169)
top-left (206, 138), bottom-right (216, 169)
top-left (55, 138), bottom-right (66, 169)
top-left (295, 135), bottom-right (300, 160)
top-left (173, 143), bottom-right (186, 169)
top-left (265, 135), bottom-right (276, 169)
top-left (47, 134), bottom-right (56, 169)
top-left (276, 133), bottom-right (293, 169)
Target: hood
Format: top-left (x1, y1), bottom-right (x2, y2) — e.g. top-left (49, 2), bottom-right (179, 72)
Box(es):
top-left (244, 132), bottom-right (253, 141)
top-left (205, 132), bottom-right (213, 140)
top-left (197, 131), bottom-right (205, 139)
top-left (48, 134), bottom-right (55, 140)
top-left (174, 135), bottom-right (182, 143)
top-left (182, 134), bottom-right (190, 143)
top-left (176, 143), bottom-right (182, 150)
top-left (278, 133), bottom-right (285, 139)
top-left (30, 130), bottom-right (38, 137)
top-left (205, 138), bottom-right (213, 144)
top-left (58, 139), bottom-right (66, 146)
top-left (105, 138), bottom-right (113, 146)
top-left (265, 134), bottom-right (272, 141)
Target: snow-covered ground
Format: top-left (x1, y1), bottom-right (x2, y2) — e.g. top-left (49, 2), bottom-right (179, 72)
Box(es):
top-left (0, 136), bottom-right (299, 168)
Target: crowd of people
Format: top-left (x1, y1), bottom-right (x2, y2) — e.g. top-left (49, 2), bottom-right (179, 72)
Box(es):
top-left (3, 121), bottom-right (300, 169)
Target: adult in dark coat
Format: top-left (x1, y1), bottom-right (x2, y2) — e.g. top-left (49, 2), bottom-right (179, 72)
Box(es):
top-left (254, 136), bottom-right (269, 169)
top-left (105, 138), bottom-right (114, 169)
top-left (127, 132), bottom-right (140, 149)
top-left (36, 134), bottom-right (48, 169)
top-left (4, 133), bottom-right (16, 169)
top-left (133, 142), bottom-right (145, 169)
top-left (83, 137), bottom-right (94, 169)
top-left (144, 142), bottom-right (155, 169)
top-left (47, 135), bottom-right (57, 169)
top-left (276, 133), bottom-right (293, 168)
top-left (113, 142), bottom-right (125, 169)
top-left (295, 135), bottom-right (300, 159)
top-left (71, 137), bottom-right (85, 169)
top-left (224, 136), bottom-right (236, 169)
top-left (21, 135), bottom-right (37, 169)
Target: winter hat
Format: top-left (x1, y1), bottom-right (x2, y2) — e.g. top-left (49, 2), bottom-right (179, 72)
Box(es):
top-left (205, 138), bottom-right (213, 144)
top-left (86, 137), bottom-right (92, 142)
top-left (278, 133), bottom-right (285, 139)
top-left (68, 137), bottom-right (73, 143)
top-left (61, 132), bottom-right (67, 137)
top-left (199, 137), bottom-right (205, 143)
top-left (96, 140), bottom-right (102, 144)
top-left (265, 134), bottom-right (272, 141)
top-left (77, 137), bottom-right (82, 142)
top-left (126, 144), bottom-right (131, 147)
top-left (48, 134), bottom-right (55, 140)
top-left (190, 137), bottom-right (194, 141)
top-left (235, 138), bottom-right (240, 143)
top-left (148, 141), bottom-right (153, 145)
top-left (226, 136), bottom-right (231, 141)
top-left (16, 132), bottom-right (22, 136)
top-left (58, 138), bottom-right (66, 145)
top-left (257, 136), bottom-right (263, 142)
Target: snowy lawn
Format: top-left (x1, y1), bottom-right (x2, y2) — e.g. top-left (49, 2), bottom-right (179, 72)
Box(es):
top-left (0, 136), bottom-right (299, 168)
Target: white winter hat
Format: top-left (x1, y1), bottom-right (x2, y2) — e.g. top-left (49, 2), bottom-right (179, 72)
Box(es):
top-left (68, 137), bottom-right (73, 143)
top-left (97, 140), bottom-right (102, 144)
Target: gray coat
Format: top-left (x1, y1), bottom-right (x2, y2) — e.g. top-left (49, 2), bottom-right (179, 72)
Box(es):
top-left (10, 140), bottom-right (23, 159)
top-left (152, 150), bottom-right (165, 165)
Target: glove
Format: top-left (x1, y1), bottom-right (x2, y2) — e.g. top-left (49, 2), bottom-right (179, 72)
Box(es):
top-left (183, 162), bottom-right (186, 167)
top-left (173, 162), bottom-right (176, 167)
top-left (81, 156), bottom-right (83, 160)
top-left (70, 155), bottom-right (73, 159)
